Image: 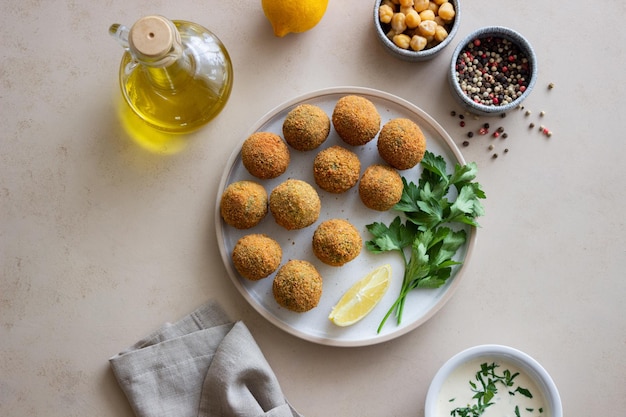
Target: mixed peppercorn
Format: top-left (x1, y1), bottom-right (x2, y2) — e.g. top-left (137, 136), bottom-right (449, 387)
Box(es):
top-left (455, 36), bottom-right (531, 107)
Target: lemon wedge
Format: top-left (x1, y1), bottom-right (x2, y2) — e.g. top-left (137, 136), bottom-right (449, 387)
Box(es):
top-left (329, 264), bottom-right (391, 327)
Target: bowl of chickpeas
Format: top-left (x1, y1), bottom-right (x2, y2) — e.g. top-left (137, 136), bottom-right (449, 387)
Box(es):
top-left (448, 26), bottom-right (538, 116)
top-left (374, 0), bottom-right (460, 62)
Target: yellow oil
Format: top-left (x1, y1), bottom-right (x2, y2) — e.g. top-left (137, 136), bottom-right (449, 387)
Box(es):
top-left (116, 95), bottom-right (188, 154)
top-left (120, 52), bottom-right (231, 133)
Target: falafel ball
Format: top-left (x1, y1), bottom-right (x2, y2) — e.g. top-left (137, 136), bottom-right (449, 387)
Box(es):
top-left (377, 118), bottom-right (427, 170)
top-left (313, 146), bottom-right (361, 193)
top-left (269, 179), bottom-right (321, 230)
top-left (332, 95), bottom-right (381, 146)
top-left (358, 164), bottom-right (403, 211)
top-left (232, 234), bottom-right (282, 281)
top-left (282, 104), bottom-right (331, 151)
top-left (241, 132), bottom-right (290, 179)
top-left (220, 180), bottom-right (268, 229)
top-left (312, 219), bottom-right (362, 266)
top-left (272, 259), bottom-right (323, 312)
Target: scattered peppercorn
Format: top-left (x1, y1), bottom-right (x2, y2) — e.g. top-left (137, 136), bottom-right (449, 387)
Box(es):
top-left (504, 148), bottom-right (509, 153)
top-left (459, 114), bottom-right (465, 120)
top-left (500, 113), bottom-right (507, 118)
top-left (497, 126), bottom-right (504, 133)
top-left (529, 123), bottom-right (535, 128)
top-left (460, 121), bottom-right (466, 127)
top-left (478, 127), bottom-right (488, 135)
top-left (525, 110), bottom-right (531, 116)
top-left (467, 131), bottom-right (474, 138)
top-left (540, 111), bottom-right (545, 117)
top-left (488, 144), bottom-right (494, 150)
top-left (492, 153), bottom-right (498, 159)
top-left (502, 133), bottom-right (508, 139)
top-left (548, 82), bottom-right (555, 89)
top-left (451, 110), bottom-right (457, 116)
top-left (492, 131), bottom-right (500, 138)
top-left (462, 141), bottom-right (470, 146)
top-left (483, 123), bottom-right (490, 129)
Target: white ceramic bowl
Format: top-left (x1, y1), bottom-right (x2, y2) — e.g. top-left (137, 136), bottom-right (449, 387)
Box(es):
top-left (373, 0), bottom-right (460, 62)
top-left (448, 26), bottom-right (537, 116)
top-left (425, 345), bottom-right (562, 417)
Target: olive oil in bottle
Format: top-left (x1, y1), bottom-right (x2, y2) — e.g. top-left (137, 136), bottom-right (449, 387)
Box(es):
top-left (110, 15), bottom-right (233, 133)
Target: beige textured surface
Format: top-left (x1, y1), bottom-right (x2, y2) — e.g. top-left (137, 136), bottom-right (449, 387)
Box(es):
top-left (1, 1), bottom-right (625, 416)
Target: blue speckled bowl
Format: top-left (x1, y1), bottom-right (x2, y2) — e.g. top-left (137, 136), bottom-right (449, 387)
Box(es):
top-left (448, 26), bottom-right (538, 116)
top-left (373, 0), bottom-right (460, 62)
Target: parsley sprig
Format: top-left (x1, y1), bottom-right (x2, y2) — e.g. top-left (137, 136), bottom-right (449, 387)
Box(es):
top-left (366, 151), bottom-right (486, 332)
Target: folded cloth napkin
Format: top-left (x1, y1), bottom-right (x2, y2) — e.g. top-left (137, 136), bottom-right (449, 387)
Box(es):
top-left (109, 300), bottom-right (303, 417)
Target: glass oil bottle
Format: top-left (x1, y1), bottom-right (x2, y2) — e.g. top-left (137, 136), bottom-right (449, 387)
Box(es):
top-left (110, 15), bottom-right (233, 133)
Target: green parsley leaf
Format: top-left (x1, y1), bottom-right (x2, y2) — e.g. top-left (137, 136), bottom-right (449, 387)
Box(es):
top-left (367, 151), bottom-right (486, 332)
top-left (516, 387), bottom-right (533, 398)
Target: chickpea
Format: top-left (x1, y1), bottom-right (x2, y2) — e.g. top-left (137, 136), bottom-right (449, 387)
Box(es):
top-left (405, 9), bottom-right (421, 28)
top-left (409, 35), bottom-right (426, 51)
top-left (438, 2), bottom-right (455, 21)
top-left (413, 0), bottom-right (429, 12)
top-left (393, 33), bottom-right (412, 49)
top-left (434, 25), bottom-right (449, 42)
top-left (400, 5), bottom-right (414, 14)
top-left (379, 4), bottom-right (394, 24)
top-left (380, 0), bottom-right (454, 52)
top-left (417, 19), bottom-right (437, 37)
top-left (391, 12), bottom-right (407, 33)
top-left (419, 9), bottom-right (435, 21)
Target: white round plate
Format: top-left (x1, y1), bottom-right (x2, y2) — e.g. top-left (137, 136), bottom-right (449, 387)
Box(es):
top-left (216, 86), bottom-right (476, 347)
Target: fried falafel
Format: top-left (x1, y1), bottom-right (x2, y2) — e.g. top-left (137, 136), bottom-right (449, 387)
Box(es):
top-left (269, 179), bottom-right (321, 230)
top-left (282, 104), bottom-right (331, 151)
top-left (313, 146), bottom-right (361, 193)
top-left (232, 234), bottom-right (282, 281)
top-left (272, 260), bottom-right (323, 312)
top-left (332, 95), bottom-right (381, 146)
top-left (358, 164), bottom-right (403, 211)
top-left (377, 118), bottom-right (427, 170)
top-left (312, 219), bottom-right (362, 266)
top-left (220, 180), bottom-right (268, 229)
top-left (241, 132), bottom-right (290, 179)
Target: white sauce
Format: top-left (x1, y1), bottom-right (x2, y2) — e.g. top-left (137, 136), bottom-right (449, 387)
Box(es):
top-left (437, 357), bottom-right (547, 417)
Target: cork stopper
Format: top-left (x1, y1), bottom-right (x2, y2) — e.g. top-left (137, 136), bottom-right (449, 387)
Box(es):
top-left (128, 15), bottom-right (175, 61)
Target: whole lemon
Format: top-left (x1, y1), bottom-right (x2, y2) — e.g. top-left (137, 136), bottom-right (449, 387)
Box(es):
top-left (262, 0), bottom-right (329, 37)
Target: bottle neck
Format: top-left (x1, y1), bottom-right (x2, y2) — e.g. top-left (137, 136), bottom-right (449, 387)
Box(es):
top-left (140, 43), bottom-right (193, 90)
top-left (128, 16), bottom-right (193, 90)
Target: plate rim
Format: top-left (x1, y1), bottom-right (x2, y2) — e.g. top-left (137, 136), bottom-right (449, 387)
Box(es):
top-left (215, 86), bottom-right (477, 347)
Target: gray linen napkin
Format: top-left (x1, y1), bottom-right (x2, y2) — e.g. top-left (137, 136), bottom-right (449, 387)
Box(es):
top-left (109, 301), bottom-right (303, 417)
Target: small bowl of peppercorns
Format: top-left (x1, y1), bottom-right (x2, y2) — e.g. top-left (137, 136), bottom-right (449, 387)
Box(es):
top-left (374, 0), bottom-right (460, 62)
top-left (448, 26), bottom-right (537, 116)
